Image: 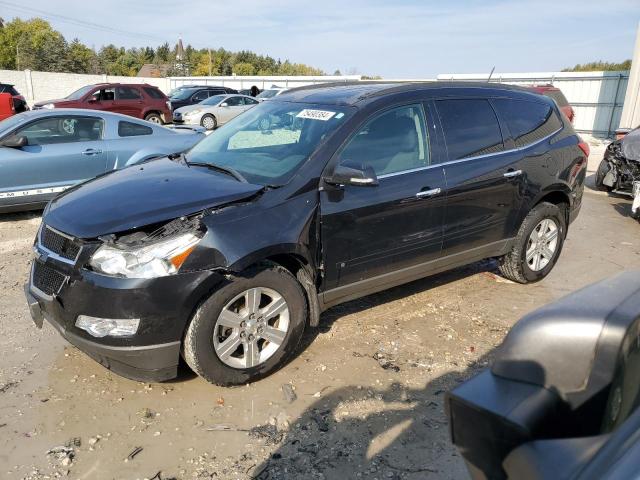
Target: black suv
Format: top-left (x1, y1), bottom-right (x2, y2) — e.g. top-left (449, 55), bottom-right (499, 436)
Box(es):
top-left (168, 85), bottom-right (238, 110)
top-left (25, 82), bottom-right (588, 385)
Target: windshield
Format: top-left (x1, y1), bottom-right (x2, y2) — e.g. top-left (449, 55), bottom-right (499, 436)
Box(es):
top-left (186, 101), bottom-right (352, 186)
top-left (66, 85), bottom-right (96, 100)
top-left (170, 88), bottom-right (198, 100)
top-left (256, 89), bottom-right (280, 99)
top-left (0, 112), bottom-right (28, 133)
top-left (201, 95), bottom-right (227, 106)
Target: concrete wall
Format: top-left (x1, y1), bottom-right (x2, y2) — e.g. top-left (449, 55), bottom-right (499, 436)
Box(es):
top-left (620, 22), bottom-right (640, 130)
top-left (0, 69), bottom-right (171, 104)
top-left (437, 71), bottom-right (629, 138)
top-left (168, 75), bottom-right (362, 91)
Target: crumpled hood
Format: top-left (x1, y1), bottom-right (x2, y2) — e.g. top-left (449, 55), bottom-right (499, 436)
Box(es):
top-left (621, 128), bottom-right (640, 162)
top-left (45, 158), bottom-right (263, 239)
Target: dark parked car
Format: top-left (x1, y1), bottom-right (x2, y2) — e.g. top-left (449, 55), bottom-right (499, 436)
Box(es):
top-left (33, 83), bottom-right (172, 124)
top-left (528, 85), bottom-right (575, 123)
top-left (24, 82), bottom-right (588, 385)
top-left (0, 83), bottom-right (28, 113)
top-left (168, 86), bottom-right (238, 111)
top-left (447, 271), bottom-right (640, 480)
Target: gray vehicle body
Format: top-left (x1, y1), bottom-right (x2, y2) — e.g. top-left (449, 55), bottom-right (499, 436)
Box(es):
top-left (0, 109), bottom-right (205, 212)
top-left (172, 94), bottom-right (258, 128)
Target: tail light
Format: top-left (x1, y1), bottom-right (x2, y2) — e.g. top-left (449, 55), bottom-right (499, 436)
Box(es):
top-left (578, 140), bottom-right (590, 159)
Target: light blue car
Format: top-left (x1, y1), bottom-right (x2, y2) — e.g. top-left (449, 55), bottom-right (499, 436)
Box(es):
top-left (0, 109), bottom-right (205, 213)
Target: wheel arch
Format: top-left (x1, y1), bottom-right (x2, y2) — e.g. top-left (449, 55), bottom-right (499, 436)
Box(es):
top-left (530, 186), bottom-right (572, 229)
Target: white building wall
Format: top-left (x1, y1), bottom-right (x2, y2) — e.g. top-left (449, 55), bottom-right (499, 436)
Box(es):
top-left (437, 71), bottom-right (629, 137)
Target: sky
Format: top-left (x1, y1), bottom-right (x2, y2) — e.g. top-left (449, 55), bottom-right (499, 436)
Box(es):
top-left (1, 0), bottom-right (639, 77)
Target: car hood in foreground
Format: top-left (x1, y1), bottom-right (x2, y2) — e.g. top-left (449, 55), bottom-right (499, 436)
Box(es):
top-left (45, 158), bottom-right (263, 239)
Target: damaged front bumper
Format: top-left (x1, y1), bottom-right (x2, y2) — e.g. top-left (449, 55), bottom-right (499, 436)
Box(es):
top-left (24, 256), bottom-right (226, 382)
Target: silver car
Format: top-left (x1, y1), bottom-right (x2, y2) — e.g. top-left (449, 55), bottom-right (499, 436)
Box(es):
top-left (172, 94), bottom-right (259, 130)
top-left (0, 109), bottom-right (205, 213)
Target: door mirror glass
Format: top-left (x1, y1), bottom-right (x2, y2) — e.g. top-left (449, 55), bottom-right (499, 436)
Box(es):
top-left (1, 135), bottom-right (28, 148)
top-left (220, 102), bottom-right (229, 107)
top-left (326, 164), bottom-right (378, 187)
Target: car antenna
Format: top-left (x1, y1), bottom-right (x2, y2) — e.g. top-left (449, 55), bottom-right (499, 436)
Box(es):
top-left (487, 66), bottom-right (496, 82)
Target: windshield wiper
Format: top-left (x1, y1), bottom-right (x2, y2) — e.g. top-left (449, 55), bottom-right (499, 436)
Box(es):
top-left (186, 161), bottom-right (248, 183)
top-left (168, 152), bottom-right (189, 165)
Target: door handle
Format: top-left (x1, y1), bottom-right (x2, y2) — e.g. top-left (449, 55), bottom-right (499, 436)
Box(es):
top-left (503, 170), bottom-right (522, 178)
top-left (416, 187), bottom-right (441, 198)
top-left (82, 149), bottom-right (102, 156)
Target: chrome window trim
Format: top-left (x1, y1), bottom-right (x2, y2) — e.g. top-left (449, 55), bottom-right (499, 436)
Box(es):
top-left (37, 224), bottom-right (82, 265)
top-left (377, 126), bottom-right (562, 180)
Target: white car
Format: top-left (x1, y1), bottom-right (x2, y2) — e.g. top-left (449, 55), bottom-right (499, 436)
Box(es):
top-left (256, 88), bottom-right (289, 101)
top-left (172, 94), bottom-right (259, 130)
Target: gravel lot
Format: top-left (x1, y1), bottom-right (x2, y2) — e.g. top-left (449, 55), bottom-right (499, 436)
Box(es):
top-left (1, 144), bottom-right (639, 480)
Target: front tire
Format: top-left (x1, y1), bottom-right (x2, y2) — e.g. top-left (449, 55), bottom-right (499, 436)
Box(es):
top-left (498, 202), bottom-right (566, 284)
top-left (201, 114), bottom-right (217, 130)
top-left (182, 265), bottom-right (307, 386)
top-left (594, 159), bottom-right (613, 192)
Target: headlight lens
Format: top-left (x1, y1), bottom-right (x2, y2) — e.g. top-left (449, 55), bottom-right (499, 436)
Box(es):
top-left (89, 232), bottom-right (200, 278)
top-left (42, 103), bottom-right (55, 109)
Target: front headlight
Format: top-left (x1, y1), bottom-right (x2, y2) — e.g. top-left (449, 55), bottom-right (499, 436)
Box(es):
top-left (89, 232), bottom-right (201, 278)
top-left (42, 103), bottom-right (55, 109)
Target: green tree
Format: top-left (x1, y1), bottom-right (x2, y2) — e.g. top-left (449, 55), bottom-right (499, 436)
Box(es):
top-left (562, 60), bottom-right (632, 72)
top-left (0, 18), bottom-right (68, 71)
top-left (66, 38), bottom-right (98, 73)
top-left (233, 62), bottom-right (255, 76)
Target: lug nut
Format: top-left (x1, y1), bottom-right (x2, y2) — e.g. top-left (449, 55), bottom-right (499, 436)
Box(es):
top-left (248, 334), bottom-right (255, 341)
top-left (240, 331), bottom-right (246, 339)
top-left (257, 326), bottom-right (264, 334)
top-left (240, 321), bottom-right (247, 328)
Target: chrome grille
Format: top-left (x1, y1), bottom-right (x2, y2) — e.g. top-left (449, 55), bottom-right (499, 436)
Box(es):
top-left (40, 225), bottom-right (80, 262)
top-left (32, 261), bottom-right (66, 296)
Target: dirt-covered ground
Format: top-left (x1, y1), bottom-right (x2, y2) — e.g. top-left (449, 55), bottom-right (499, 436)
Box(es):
top-left (1, 144), bottom-right (639, 480)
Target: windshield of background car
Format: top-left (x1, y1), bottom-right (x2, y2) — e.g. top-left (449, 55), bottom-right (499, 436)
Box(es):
top-left (66, 85), bottom-right (96, 100)
top-left (256, 89), bottom-right (279, 99)
top-left (0, 113), bottom-right (28, 134)
top-left (186, 101), bottom-right (353, 186)
top-left (170, 88), bottom-right (198, 100)
top-left (201, 95), bottom-right (226, 106)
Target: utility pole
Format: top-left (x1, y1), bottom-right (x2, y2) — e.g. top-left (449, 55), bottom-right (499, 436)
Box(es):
top-left (209, 48), bottom-right (212, 76)
top-left (16, 43), bottom-right (19, 70)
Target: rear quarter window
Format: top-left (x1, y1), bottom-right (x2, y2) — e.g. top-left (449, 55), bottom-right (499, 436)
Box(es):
top-left (543, 90), bottom-right (569, 107)
top-left (493, 99), bottom-right (563, 148)
top-left (436, 99), bottom-right (504, 161)
top-left (144, 87), bottom-right (166, 100)
top-left (118, 121), bottom-right (153, 137)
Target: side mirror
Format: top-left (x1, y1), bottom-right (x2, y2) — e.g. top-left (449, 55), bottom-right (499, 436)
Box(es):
top-left (87, 97), bottom-right (98, 103)
top-left (220, 102), bottom-right (229, 107)
top-left (1, 135), bottom-right (28, 149)
top-left (326, 164), bottom-right (378, 187)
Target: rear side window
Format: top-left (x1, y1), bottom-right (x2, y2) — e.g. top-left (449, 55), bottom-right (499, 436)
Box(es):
top-left (493, 99), bottom-right (563, 148)
top-left (143, 87), bottom-right (166, 99)
top-left (118, 121), bottom-right (153, 137)
top-left (116, 86), bottom-right (142, 100)
top-left (542, 90), bottom-right (569, 107)
top-left (436, 99), bottom-right (504, 161)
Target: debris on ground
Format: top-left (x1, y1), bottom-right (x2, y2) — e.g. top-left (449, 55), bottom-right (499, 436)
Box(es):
top-left (125, 446), bottom-right (143, 462)
top-left (248, 424), bottom-right (284, 445)
top-left (373, 351), bottom-right (400, 372)
top-left (46, 445), bottom-right (75, 466)
top-left (281, 383), bottom-right (297, 403)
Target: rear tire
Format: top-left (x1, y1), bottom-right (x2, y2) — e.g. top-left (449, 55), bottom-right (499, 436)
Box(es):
top-left (182, 265), bottom-right (307, 386)
top-left (201, 114), bottom-right (217, 130)
top-left (498, 202), bottom-right (566, 284)
top-left (144, 112), bottom-right (162, 124)
top-left (594, 159), bottom-right (613, 192)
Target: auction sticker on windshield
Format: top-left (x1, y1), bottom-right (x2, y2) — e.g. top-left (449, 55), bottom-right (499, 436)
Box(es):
top-left (296, 109), bottom-right (336, 121)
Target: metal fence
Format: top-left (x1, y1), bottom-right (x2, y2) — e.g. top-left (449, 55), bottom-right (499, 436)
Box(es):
top-left (168, 75), bottom-right (362, 91)
top-left (436, 71), bottom-right (630, 138)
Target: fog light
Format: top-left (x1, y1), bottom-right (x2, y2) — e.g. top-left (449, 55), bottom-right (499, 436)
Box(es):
top-left (75, 315), bottom-right (140, 338)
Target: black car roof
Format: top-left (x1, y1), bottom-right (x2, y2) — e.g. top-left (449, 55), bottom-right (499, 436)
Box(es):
top-left (277, 81), bottom-right (543, 106)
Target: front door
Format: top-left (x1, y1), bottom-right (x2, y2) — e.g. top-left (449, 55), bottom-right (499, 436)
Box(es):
top-left (434, 98), bottom-right (524, 256)
top-left (218, 96), bottom-right (247, 124)
top-left (0, 115), bottom-right (108, 208)
top-left (320, 103), bottom-right (446, 304)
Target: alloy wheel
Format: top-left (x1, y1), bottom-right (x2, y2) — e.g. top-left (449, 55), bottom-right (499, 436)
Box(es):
top-left (202, 116), bottom-right (216, 130)
top-left (213, 287), bottom-right (289, 369)
top-left (525, 218), bottom-right (559, 272)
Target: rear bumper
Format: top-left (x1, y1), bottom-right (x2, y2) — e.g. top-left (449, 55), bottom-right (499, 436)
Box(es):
top-left (25, 284), bottom-right (181, 382)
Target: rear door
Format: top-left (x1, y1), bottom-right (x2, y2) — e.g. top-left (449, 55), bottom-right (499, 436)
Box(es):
top-left (435, 98), bottom-right (524, 256)
top-left (0, 115), bottom-right (107, 207)
top-left (320, 103), bottom-right (446, 300)
top-left (115, 86), bottom-right (145, 118)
